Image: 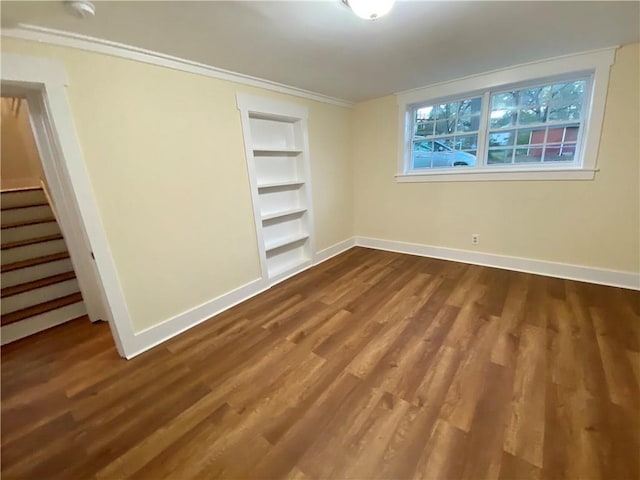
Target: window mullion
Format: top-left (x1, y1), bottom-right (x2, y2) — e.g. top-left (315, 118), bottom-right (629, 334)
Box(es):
top-left (477, 90), bottom-right (492, 168)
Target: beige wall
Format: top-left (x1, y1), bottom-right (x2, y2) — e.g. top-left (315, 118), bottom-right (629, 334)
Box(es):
top-left (1, 38), bottom-right (353, 332)
top-left (353, 43), bottom-right (640, 274)
top-left (1, 97), bottom-right (44, 190)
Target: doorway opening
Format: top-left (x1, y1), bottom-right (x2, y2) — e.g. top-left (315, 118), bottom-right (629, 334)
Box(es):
top-left (1, 96), bottom-right (92, 344)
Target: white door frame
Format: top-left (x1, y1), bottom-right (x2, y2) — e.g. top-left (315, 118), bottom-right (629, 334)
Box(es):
top-left (1, 53), bottom-right (135, 358)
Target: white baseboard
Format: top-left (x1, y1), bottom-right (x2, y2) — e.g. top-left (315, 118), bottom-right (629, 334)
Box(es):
top-left (355, 236), bottom-right (640, 291)
top-left (315, 237), bottom-right (356, 264)
top-left (128, 277), bottom-right (268, 359)
top-left (127, 237), bottom-right (356, 359)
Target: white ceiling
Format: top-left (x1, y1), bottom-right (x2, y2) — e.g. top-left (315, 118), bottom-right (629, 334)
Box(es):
top-left (2, 1), bottom-right (639, 102)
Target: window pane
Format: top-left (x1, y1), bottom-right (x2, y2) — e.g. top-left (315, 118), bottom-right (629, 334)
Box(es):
top-left (456, 115), bottom-right (480, 132)
top-left (416, 105), bottom-right (436, 121)
top-left (456, 134), bottom-right (478, 150)
top-left (412, 138), bottom-right (477, 169)
top-left (490, 108), bottom-right (516, 129)
top-left (518, 86), bottom-right (552, 107)
top-left (519, 107), bottom-right (547, 125)
top-left (517, 128), bottom-right (546, 145)
top-left (492, 92), bottom-right (516, 109)
top-left (435, 119), bottom-right (454, 135)
top-left (551, 81), bottom-right (585, 104)
top-left (549, 104), bottom-right (581, 121)
top-left (544, 143), bottom-right (576, 162)
top-left (514, 148), bottom-right (542, 163)
top-left (458, 97), bottom-right (482, 115)
top-left (489, 131), bottom-right (515, 147)
top-left (415, 120), bottom-right (434, 137)
top-left (488, 149), bottom-right (513, 164)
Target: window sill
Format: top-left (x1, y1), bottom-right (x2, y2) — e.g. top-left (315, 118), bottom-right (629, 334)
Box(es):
top-left (395, 167), bottom-right (598, 183)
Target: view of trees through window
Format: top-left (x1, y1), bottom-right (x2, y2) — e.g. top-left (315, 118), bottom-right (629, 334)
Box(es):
top-left (410, 77), bottom-right (588, 169)
top-left (488, 80), bottom-right (586, 164)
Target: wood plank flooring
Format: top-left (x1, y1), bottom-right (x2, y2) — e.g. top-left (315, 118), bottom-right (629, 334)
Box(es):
top-left (2, 247), bottom-right (639, 479)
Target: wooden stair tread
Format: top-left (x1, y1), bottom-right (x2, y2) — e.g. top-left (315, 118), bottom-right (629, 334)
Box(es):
top-left (1, 271), bottom-right (76, 298)
top-left (1, 187), bottom-right (43, 194)
top-left (1, 252), bottom-right (70, 273)
top-left (1, 217), bottom-right (57, 229)
top-left (1, 202), bottom-right (50, 212)
top-left (1, 292), bottom-right (83, 326)
top-left (1, 234), bottom-right (64, 250)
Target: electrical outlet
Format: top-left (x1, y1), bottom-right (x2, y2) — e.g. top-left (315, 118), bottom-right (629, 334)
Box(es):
top-left (471, 234), bottom-right (480, 245)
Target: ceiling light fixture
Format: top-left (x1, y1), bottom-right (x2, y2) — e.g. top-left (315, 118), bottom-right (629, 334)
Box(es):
top-left (342, 0), bottom-right (395, 20)
top-left (65, 0), bottom-right (96, 18)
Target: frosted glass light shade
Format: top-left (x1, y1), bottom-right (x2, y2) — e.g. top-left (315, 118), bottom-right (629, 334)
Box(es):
top-left (346, 0), bottom-right (395, 20)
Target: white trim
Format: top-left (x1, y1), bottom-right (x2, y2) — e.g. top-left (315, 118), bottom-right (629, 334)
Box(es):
top-left (315, 237), bottom-right (356, 264)
top-left (2, 24), bottom-right (353, 108)
top-left (396, 47), bottom-right (616, 182)
top-left (124, 237), bottom-right (356, 358)
top-left (1, 52), bottom-right (134, 357)
top-left (128, 277), bottom-right (267, 359)
top-left (396, 167), bottom-right (598, 182)
top-left (354, 237), bottom-right (640, 291)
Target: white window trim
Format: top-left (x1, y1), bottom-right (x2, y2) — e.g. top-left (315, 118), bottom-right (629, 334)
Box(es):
top-left (396, 47), bottom-right (616, 182)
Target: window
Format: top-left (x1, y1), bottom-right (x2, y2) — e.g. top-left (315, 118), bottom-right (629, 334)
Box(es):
top-left (408, 76), bottom-right (590, 171)
top-left (397, 48), bottom-right (615, 182)
top-left (412, 97), bottom-right (481, 169)
top-left (487, 79), bottom-right (586, 165)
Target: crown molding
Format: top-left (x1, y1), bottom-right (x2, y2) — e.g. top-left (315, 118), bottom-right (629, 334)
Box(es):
top-left (2, 24), bottom-right (354, 108)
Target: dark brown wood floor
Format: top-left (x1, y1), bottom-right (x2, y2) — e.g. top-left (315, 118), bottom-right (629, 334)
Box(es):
top-left (2, 247), bottom-right (639, 479)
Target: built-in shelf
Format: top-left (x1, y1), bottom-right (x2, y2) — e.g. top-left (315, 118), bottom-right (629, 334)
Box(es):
top-left (257, 180), bottom-right (304, 190)
top-left (261, 207), bottom-right (307, 222)
top-left (253, 147), bottom-right (303, 155)
top-left (264, 233), bottom-right (309, 252)
top-left (238, 93), bottom-right (315, 285)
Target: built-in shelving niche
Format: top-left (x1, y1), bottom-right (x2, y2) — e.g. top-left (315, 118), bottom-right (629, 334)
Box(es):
top-left (237, 94), bottom-right (315, 285)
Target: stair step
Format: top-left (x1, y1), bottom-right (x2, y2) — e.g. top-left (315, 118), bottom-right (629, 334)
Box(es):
top-left (1, 292), bottom-right (83, 326)
top-left (1, 217), bottom-right (57, 229)
top-left (1, 204), bottom-right (54, 224)
top-left (1, 252), bottom-right (70, 273)
top-left (1, 257), bottom-right (73, 288)
top-left (1, 234), bottom-right (64, 250)
top-left (1, 271), bottom-right (76, 298)
top-left (1, 221), bottom-right (61, 244)
top-left (0, 189), bottom-right (47, 209)
top-left (1, 202), bottom-right (49, 211)
top-left (1, 278), bottom-right (80, 315)
top-left (1, 238), bottom-right (68, 266)
top-left (1, 306), bottom-right (87, 345)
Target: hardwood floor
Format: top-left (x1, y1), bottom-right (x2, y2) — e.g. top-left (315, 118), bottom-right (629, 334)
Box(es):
top-left (2, 247), bottom-right (639, 479)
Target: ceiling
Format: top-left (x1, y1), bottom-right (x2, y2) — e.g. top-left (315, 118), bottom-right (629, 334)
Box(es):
top-left (2, 1), bottom-right (639, 103)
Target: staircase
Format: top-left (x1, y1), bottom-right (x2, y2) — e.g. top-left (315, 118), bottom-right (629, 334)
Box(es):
top-left (1, 187), bottom-right (87, 344)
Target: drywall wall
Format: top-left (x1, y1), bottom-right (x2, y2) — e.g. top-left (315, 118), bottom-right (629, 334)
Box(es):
top-left (353, 43), bottom-right (639, 274)
top-left (1, 37), bottom-right (353, 332)
top-left (1, 97), bottom-right (44, 190)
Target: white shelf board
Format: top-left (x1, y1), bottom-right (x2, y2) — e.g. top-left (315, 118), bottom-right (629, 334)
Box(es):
top-left (264, 233), bottom-right (309, 252)
top-left (257, 180), bottom-right (305, 190)
top-left (253, 147), bottom-right (303, 155)
top-left (261, 207), bottom-right (307, 222)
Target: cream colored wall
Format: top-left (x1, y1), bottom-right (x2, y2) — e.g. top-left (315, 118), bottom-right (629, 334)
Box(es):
top-left (1, 37), bottom-right (353, 332)
top-left (353, 43), bottom-right (640, 274)
top-left (1, 97), bottom-right (44, 190)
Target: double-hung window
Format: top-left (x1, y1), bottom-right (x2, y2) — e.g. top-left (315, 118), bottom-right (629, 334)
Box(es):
top-left (397, 49), bottom-right (615, 182)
